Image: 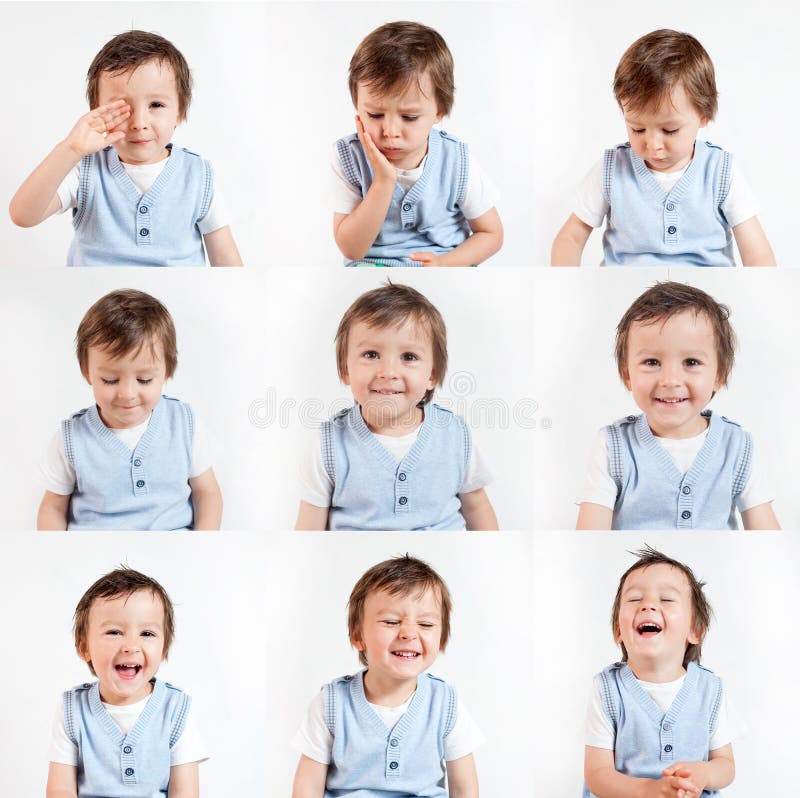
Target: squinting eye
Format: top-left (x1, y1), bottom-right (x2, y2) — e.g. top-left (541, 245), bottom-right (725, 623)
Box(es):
top-left (402, 116), bottom-right (419, 122)
top-left (102, 379), bottom-right (119, 385)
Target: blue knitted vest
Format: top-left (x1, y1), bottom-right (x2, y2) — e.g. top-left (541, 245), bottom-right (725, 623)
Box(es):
top-left (336, 130), bottom-right (470, 266)
top-left (607, 411), bottom-right (751, 530)
top-left (323, 670), bottom-right (457, 798)
top-left (64, 678), bottom-right (190, 798)
top-left (601, 141), bottom-right (734, 267)
top-left (63, 396), bottom-right (194, 531)
top-left (583, 663), bottom-right (722, 798)
top-left (321, 404), bottom-right (470, 530)
top-left (67, 144), bottom-right (213, 267)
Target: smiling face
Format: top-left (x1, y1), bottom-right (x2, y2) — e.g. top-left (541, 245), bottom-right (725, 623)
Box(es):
top-left (78, 590), bottom-right (166, 705)
top-left (344, 318), bottom-right (436, 435)
top-left (352, 587), bottom-right (442, 693)
top-left (96, 59), bottom-right (182, 165)
top-left (615, 563), bottom-right (701, 680)
top-left (622, 82), bottom-right (708, 173)
top-left (85, 340), bottom-right (167, 429)
top-left (356, 71), bottom-right (443, 170)
top-left (623, 309), bottom-right (722, 439)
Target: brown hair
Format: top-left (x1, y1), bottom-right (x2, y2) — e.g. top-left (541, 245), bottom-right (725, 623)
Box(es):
top-left (76, 289), bottom-right (178, 379)
top-left (348, 21), bottom-right (455, 116)
top-left (615, 281), bottom-right (735, 386)
top-left (614, 29), bottom-right (717, 121)
top-left (74, 567), bottom-right (175, 676)
top-left (87, 30), bottom-right (192, 119)
top-left (611, 546), bottom-right (712, 668)
top-left (348, 555), bottom-right (452, 667)
top-left (335, 282), bottom-right (447, 405)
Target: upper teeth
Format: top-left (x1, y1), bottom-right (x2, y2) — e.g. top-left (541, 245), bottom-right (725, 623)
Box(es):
top-left (659, 398), bottom-right (683, 403)
top-left (393, 651), bottom-right (418, 657)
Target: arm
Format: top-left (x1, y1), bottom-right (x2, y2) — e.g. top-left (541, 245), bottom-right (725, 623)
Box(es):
top-left (333, 116), bottom-right (397, 261)
top-left (446, 753), bottom-right (479, 798)
top-left (203, 225), bottom-right (243, 266)
top-left (291, 754), bottom-right (328, 798)
top-left (576, 502), bottom-right (613, 530)
top-left (38, 491), bottom-right (70, 531)
top-left (732, 216), bottom-right (776, 266)
top-left (459, 488), bottom-right (498, 530)
top-left (741, 501), bottom-right (780, 530)
top-left (189, 468), bottom-right (222, 530)
top-left (10, 101), bottom-right (130, 227)
top-left (295, 500), bottom-right (330, 531)
top-left (46, 762), bottom-right (78, 798)
top-left (411, 208), bottom-right (504, 267)
top-left (551, 213), bottom-right (593, 266)
top-left (661, 745), bottom-right (735, 794)
top-left (167, 761), bottom-right (199, 798)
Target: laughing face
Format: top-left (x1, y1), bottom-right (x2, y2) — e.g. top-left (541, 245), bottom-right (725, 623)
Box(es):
top-left (352, 587), bottom-right (443, 694)
top-left (615, 563), bottom-right (701, 680)
top-left (78, 589), bottom-right (166, 705)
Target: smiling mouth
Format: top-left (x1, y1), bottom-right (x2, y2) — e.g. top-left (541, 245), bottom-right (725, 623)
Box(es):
top-left (115, 664), bottom-right (142, 679)
top-left (655, 398), bottom-right (687, 404)
top-left (371, 389), bottom-right (403, 395)
top-left (391, 650), bottom-right (420, 659)
top-left (636, 622), bottom-right (663, 637)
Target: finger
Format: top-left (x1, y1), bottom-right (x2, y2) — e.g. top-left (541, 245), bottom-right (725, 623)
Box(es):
top-left (91, 98), bottom-right (130, 114)
top-left (105, 130), bottom-right (127, 145)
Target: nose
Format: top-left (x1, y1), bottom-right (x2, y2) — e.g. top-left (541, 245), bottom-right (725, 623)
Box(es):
top-left (645, 130), bottom-right (664, 154)
top-left (129, 103), bottom-right (149, 130)
top-left (121, 635), bottom-right (141, 653)
top-left (381, 116), bottom-right (400, 139)
top-left (116, 379), bottom-right (137, 401)
top-left (397, 621), bottom-right (417, 640)
top-left (377, 356), bottom-right (400, 378)
top-left (658, 362), bottom-right (682, 386)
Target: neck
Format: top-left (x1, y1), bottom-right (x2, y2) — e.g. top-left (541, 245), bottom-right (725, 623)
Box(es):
top-left (627, 658), bottom-right (686, 683)
top-left (361, 405), bottom-right (424, 436)
top-left (362, 669), bottom-right (418, 707)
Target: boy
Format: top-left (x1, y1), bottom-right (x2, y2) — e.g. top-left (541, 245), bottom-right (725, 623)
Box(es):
top-left (583, 547), bottom-right (740, 798)
top-left (294, 282), bottom-right (498, 530)
top-left (576, 282), bottom-right (778, 530)
top-left (10, 30), bottom-right (242, 267)
top-left (292, 555), bottom-right (483, 797)
top-left (333, 21), bottom-right (503, 267)
top-left (38, 289), bottom-right (222, 530)
top-left (551, 29), bottom-right (775, 267)
top-left (47, 567), bottom-right (207, 797)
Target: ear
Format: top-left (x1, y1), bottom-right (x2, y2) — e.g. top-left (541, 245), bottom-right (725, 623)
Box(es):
top-left (77, 639), bottom-right (91, 663)
top-left (621, 366), bottom-right (632, 392)
top-left (688, 624), bottom-right (704, 646)
top-left (350, 630), bottom-right (365, 651)
top-left (613, 622), bottom-right (622, 644)
top-left (434, 110), bottom-right (444, 124)
top-left (426, 370), bottom-right (436, 391)
top-left (343, 370), bottom-right (351, 387)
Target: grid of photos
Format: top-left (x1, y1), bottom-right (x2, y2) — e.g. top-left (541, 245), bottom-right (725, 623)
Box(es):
top-left (1, 1), bottom-right (798, 796)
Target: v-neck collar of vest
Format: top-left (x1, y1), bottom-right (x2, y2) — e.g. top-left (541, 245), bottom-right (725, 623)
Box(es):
top-left (634, 410), bottom-right (720, 485)
top-left (85, 396), bottom-right (167, 460)
top-left (629, 139), bottom-right (703, 203)
top-left (397, 129), bottom-right (441, 202)
top-left (351, 668), bottom-right (430, 739)
top-left (618, 661), bottom-right (701, 726)
top-left (87, 677), bottom-right (166, 746)
top-left (105, 143), bottom-right (182, 205)
top-left (350, 402), bottom-right (437, 474)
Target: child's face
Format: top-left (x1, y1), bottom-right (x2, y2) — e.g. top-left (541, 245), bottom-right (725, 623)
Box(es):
top-left (344, 318), bottom-right (436, 435)
top-left (621, 82), bottom-right (709, 173)
top-left (356, 72), bottom-right (443, 170)
top-left (352, 586), bottom-right (442, 687)
top-left (623, 309), bottom-right (721, 439)
top-left (79, 589), bottom-right (166, 705)
top-left (85, 340), bottom-right (168, 430)
top-left (615, 563), bottom-right (700, 678)
top-left (96, 59), bottom-right (183, 165)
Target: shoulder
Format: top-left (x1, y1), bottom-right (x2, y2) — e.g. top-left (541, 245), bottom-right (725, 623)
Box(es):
top-left (177, 146), bottom-right (204, 160)
top-left (334, 133), bottom-right (361, 155)
top-left (608, 413), bottom-right (641, 430)
top-left (595, 661), bottom-right (625, 679)
top-left (698, 140), bottom-right (730, 156)
top-left (435, 129), bottom-right (467, 146)
top-left (605, 142), bottom-right (632, 157)
top-left (325, 406), bottom-right (356, 429)
top-left (427, 403), bottom-right (465, 425)
top-left (161, 679), bottom-right (188, 695)
top-left (64, 406), bottom-right (93, 423)
top-left (67, 681), bottom-right (95, 695)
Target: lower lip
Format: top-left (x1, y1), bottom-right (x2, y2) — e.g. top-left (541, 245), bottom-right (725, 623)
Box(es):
top-left (115, 668), bottom-right (140, 680)
top-left (656, 399), bottom-right (686, 406)
top-left (128, 140), bottom-right (153, 145)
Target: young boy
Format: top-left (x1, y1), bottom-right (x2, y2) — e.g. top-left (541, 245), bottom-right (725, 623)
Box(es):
top-left (294, 283), bottom-right (497, 530)
top-left (292, 555), bottom-right (483, 797)
top-left (47, 567), bottom-right (207, 797)
top-left (38, 289), bottom-right (222, 530)
top-left (576, 282), bottom-right (778, 530)
top-left (333, 21), bottom-right (503, 267)
top-left (583, 548), bottom-right (740, 798)
top-left (551, 29), bottom-right (775, 267)
top-left (10, 30), bottom-right (242, 267)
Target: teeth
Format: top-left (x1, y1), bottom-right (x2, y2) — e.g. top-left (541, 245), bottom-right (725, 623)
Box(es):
top-left (637, 623), bottom-right (662, 633)
top-left (392, 651), bottom-right (419, 657)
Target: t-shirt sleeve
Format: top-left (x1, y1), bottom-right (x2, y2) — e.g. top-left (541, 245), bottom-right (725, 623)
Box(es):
top-left (170, 699), bottom-right (210, 765)
top-left (197, 179), bottom-right (231, 235)
top-left (189, 414), bottom-right (214, 479)
top-left (572, 160), bottom-right (608, 229)
top-left (578, 428), bottom-right (618, 509)
top-left (734, 439), bottom-right (774, 512)
top-left (49, 697), bottom-right (77, 765)
top-left (459, 440), bottom-right (492, 494)
top-left (40, 428), bottom-right (76, 496)
top-left (720, 161), bottom-right (759, 229)
top-left (299, 429), bottom-right (333, 508)
top-left (443, 697), bottom-right (486, 761)
top-left (584, 678), bottom-right (615, 749)
top-left (291, 690), bottom-right (333, 765)
top-left (331, 142), bottom-right (363, 215)
top-left (56, 165), bottom-right (80, 215)
top-left (460, 152), bottom-right (499, 221)
top-left (709, 684), bottom-right (746, 750)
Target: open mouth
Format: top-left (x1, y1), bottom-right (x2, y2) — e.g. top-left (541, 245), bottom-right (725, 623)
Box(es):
top-left (636, 622), bottom-right (663, 637)
top-left (115, 664), bottom-right (142, 679)
top-left (391, 650), bottom-right (420, 659)
top-left (371, 389), bottom-right (403, 395)
top-left (655, 398), bottom-right (687, 405)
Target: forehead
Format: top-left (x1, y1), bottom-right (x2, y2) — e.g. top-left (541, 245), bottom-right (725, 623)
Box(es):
top-left (622, 563), bottom-right (692, 595)
top-left (87, 338), bottom-right (165, 371)
top-left (627, 310), bottom-right (717, 355)
top-left (623, 82), bottom-right (700, 124)
top-left (357, 70), bottom-right (438, 109)
top-left (347, 317), bottom-right (433, 350)
top-left (363, 585), bottom-right (442, 615)
top-left (97, 58), bottom-right (178, 98)
top-left (87, 589), bottom-right (165, 625)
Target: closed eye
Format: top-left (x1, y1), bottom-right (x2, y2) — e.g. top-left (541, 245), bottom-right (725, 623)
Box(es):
top-left (402, 115), bottom-right (419, 122)
top-left (366, 112), bottom-right (383, 119)
top-left (663, 128), bottom-right (680, 135)
top-left (102, 379), bottom-right (119, 385)
top-left (137, 378), bottom-right (153, 384)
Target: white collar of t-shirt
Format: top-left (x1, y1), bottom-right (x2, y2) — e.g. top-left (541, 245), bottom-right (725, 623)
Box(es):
top-left (108, 415), bottom-right (152, 451)
top-left (395, 155), bottom-right (428, 194)
top-left (367, 692), bottom-right (414, 728)
top-left (635, 673), bottom-right (687, 715)
top-left (647, 162), bottom-right (690, 194)
top-left (101, 692), bottom-right (152, 734)
top-left (654, 427), bottom-right (709, 475)
top-left (373, 427), bottom-right (421, 463)
top-left (121, 155), bottom-right (170, 195)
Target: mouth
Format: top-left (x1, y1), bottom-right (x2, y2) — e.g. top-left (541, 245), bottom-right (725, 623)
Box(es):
top-left (655, 397), bottom-right (687, 405)
top-left (391, 650), bottom-right (421, 659)
top-left (127, 139), bottom-right (154, 145)
top-left (371, 389), bottom-right (403, 395)
top-left (114, 663), bottom-right (142, 679)
top-left (636, 621), bottom-right (663, 637)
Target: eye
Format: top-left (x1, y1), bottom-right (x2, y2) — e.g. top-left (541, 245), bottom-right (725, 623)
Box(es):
top-left (642, 358), bottom-right (659, 367)
top-left (401, 352), bottom-right (420, 362)
top-left (402, 115), bottom-right (419, 122)
top-left (366, 112), bottom-right (383, 119)
top-left (381, 619), bottom-right (400, 626)
top-left (102, 378), bottom-right (119, 385)
top-left (418, 622), bottom-right (435, 628)
top-left (141, 630), bottom-right (157, 637)
top-left (630, 128), bottom-right (645, 135)
top-left (105, 629), bottom-right (122, 636)
top-left (661, 598), bottom-right (675, 603)
top-left (683, 358), bottom-right (701, 367)
top-left (137, 378), bottom-right (153, 385)
top-left (150, 101), bottom-right (165, 109)
top-left (361, 350), bottom-right (379, 360)
top-left (627, 597), bottom-right (642, 603)
top-left (663, 128), bottom-right (679, 136)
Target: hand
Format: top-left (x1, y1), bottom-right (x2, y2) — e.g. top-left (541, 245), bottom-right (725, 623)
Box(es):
top-left (641, 768), bottom-right (701, 798)
top-left (355, 115), bottom-right (396, 185)
top-left (409, 251), bottom-right (442, 267)
top-left (662, 763), bottom-right (705, 798)
top-left (62, 100), bottom-right (130, 158)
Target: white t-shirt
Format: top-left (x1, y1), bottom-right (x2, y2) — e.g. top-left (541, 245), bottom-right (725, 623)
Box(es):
top-left (293, 686), bottom-right (485, 764)
top-left (572, 152), bottom-right (758, 230)
top-left (40, 411), bottom-right (214, 496)
top-left (331, 142), bottom-right (498, 220)
top-left (298, 424), bottom-right (492, 509)
top-left (584, 672), bottom-right (745, 751)
top-left (578, 425), bottom-right (773, 513)
top-left (49, 691), bottom-right (209, 767)
top-left (57, 155), bottom-right (230, 235)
